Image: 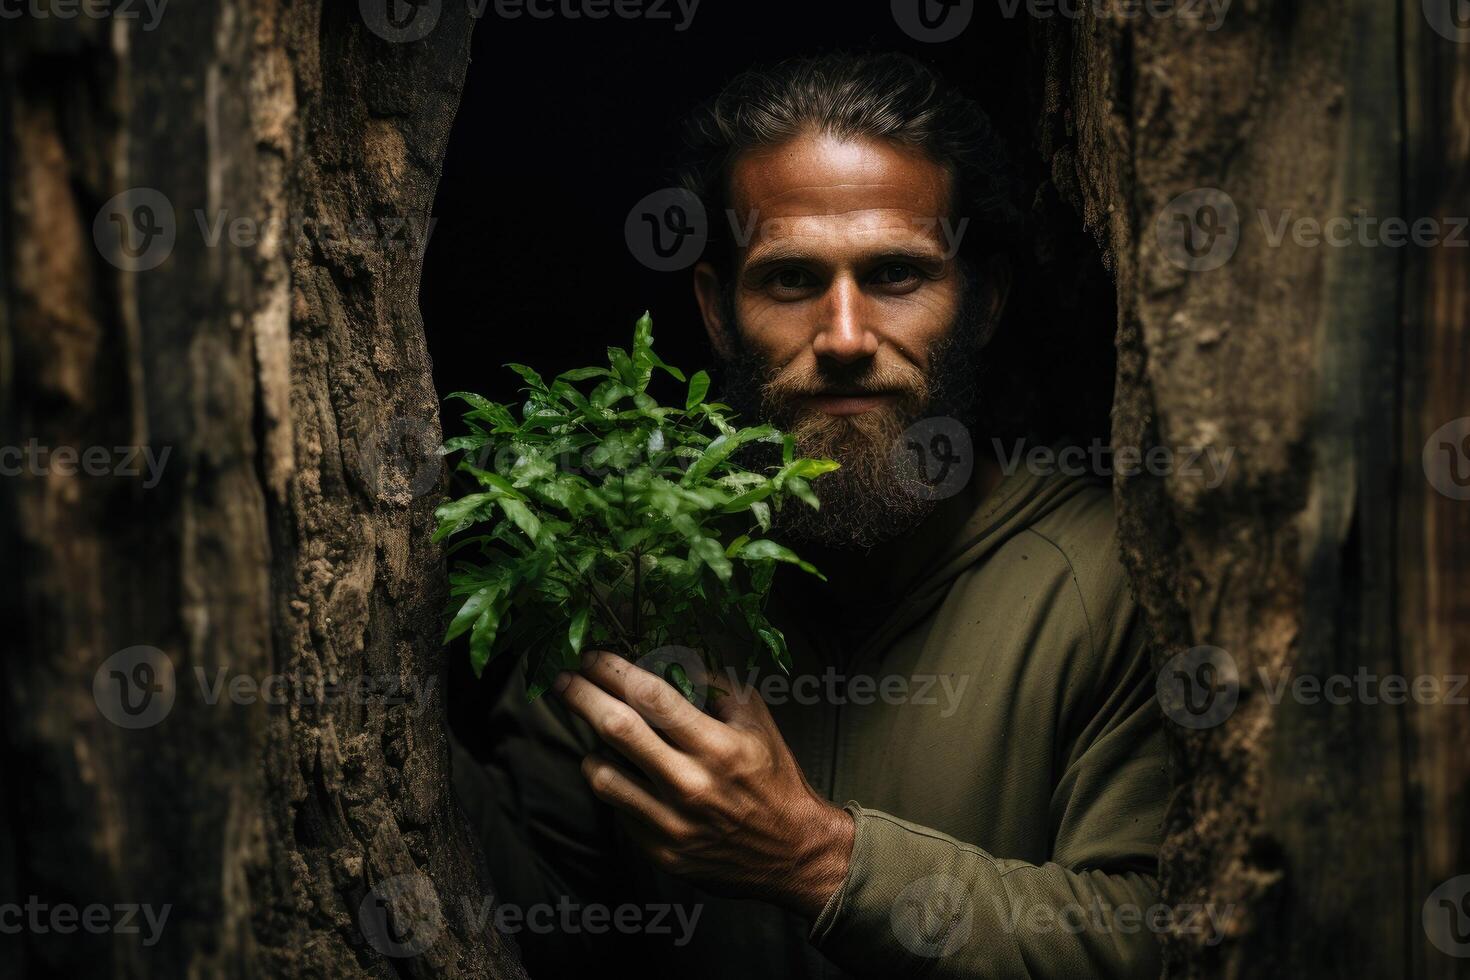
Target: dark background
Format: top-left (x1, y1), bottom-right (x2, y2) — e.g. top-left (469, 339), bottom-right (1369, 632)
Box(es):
top-left (421, 0), bottom-right (1118, 749)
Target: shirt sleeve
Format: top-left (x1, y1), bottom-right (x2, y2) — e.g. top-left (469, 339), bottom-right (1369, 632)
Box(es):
top-left (807, 620), bottom-right (1169, 979)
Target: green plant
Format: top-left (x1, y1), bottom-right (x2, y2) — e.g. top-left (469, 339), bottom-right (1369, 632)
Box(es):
top-left (434, 312), bottom-right (837, 699)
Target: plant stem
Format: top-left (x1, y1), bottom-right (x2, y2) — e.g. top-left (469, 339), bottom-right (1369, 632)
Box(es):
top-left (554, 554), bottom-right (635, 657)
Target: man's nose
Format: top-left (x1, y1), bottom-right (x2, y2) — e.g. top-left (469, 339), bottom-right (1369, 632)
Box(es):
top-left (810, 276), bottom-right (879, 364)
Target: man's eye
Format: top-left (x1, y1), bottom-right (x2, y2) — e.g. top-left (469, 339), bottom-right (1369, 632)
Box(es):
top-left (773, 269), bottom-right (810, 289)
top-left (873, 263), bottom-right (919, 286)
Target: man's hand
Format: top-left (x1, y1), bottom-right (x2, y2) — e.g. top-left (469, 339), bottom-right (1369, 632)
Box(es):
top-left (550, 649), bottom-right (854, 919)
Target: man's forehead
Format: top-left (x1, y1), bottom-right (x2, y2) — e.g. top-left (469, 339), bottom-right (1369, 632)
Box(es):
top-left (728, 132), bottom-right (953, 253)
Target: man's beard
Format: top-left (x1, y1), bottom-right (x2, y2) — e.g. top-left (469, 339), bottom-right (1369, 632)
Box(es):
top-left (719, 285), bottom-right (988, 552)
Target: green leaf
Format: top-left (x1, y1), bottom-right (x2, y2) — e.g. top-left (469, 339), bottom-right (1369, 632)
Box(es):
top-left (685, 370), bottom-right (711, 409)
top-left (683, 425), bottom-right (776, 483)
top-left (633, 311), bottom-right (654, 358)
top-left (688, 536), bottom-right (733, 581)
top-left (737, 538), bottom-right (825, 579)
top-left (505, 363), bottom-right (547, 391)
top-left (446, 585), bottom-right (495, 643)
top-left (469, 604), bottom-right (503, 678)
top-left (557, 366), bottom-right (611, 382)
top-left (568, 602), bottom-right (591, 655)
top-left (497, 497), bottom-right (542, 543)
top-left (786, 475), bottom-right (820, 510)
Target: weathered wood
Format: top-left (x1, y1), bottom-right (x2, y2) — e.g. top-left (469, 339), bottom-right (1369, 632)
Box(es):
top-left (0, 4), bottom-right (525, 977)
top-left (1034, 1), bottom-right (1469, 976)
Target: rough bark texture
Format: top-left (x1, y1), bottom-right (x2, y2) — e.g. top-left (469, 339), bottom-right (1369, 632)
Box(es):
top-left (1035, 1), bottom-right (1469, 977)
top-left (1, 5), bottom-right (525, 978)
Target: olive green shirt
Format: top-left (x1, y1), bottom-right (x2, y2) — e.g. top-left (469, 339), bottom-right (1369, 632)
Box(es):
top-left (453, 464), bottom-right (1168, 978)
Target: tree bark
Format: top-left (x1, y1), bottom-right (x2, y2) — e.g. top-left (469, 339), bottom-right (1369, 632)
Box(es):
top-left (1, 4), bottom-right (525, 978)
top-left (1035, 2), bottom-right (1470, 977)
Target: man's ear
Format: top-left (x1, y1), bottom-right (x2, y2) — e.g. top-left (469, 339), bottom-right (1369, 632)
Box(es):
top-left (693, 261), bottom-right (734, 359)
top-left (976, 253), bottom-right (1012, 349)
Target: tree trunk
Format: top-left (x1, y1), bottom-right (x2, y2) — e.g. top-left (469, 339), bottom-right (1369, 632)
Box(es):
top-left (1035, 2), bottom-right (1470, 977)
top-left (0, 5), bottom-right (525, 978)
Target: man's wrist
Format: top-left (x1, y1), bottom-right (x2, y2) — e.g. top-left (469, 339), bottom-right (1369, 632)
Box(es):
top-left (786, 800), bottom-right (856, 919)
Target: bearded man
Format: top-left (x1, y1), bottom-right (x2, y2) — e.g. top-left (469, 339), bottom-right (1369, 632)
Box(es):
top-left (454, 52), bottom-right (1168, 979)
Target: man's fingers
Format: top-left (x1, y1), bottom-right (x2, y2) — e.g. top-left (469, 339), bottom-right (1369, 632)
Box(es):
top-left (581, 754), bottom-right (692, 841)
top-left (555, 670), bottom-right (691, 788)
top-left (577, 650), bottom-right (730, 753)
top-left (704, 669), bottom-right (774, 729)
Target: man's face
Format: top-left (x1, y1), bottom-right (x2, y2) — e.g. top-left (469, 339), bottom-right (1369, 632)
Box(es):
top-left (694, 131), bottom-right (1003, 550)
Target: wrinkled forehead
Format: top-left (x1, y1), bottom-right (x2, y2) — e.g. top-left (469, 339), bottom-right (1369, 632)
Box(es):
top-left (726, 132), bottom-right (955, 263)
